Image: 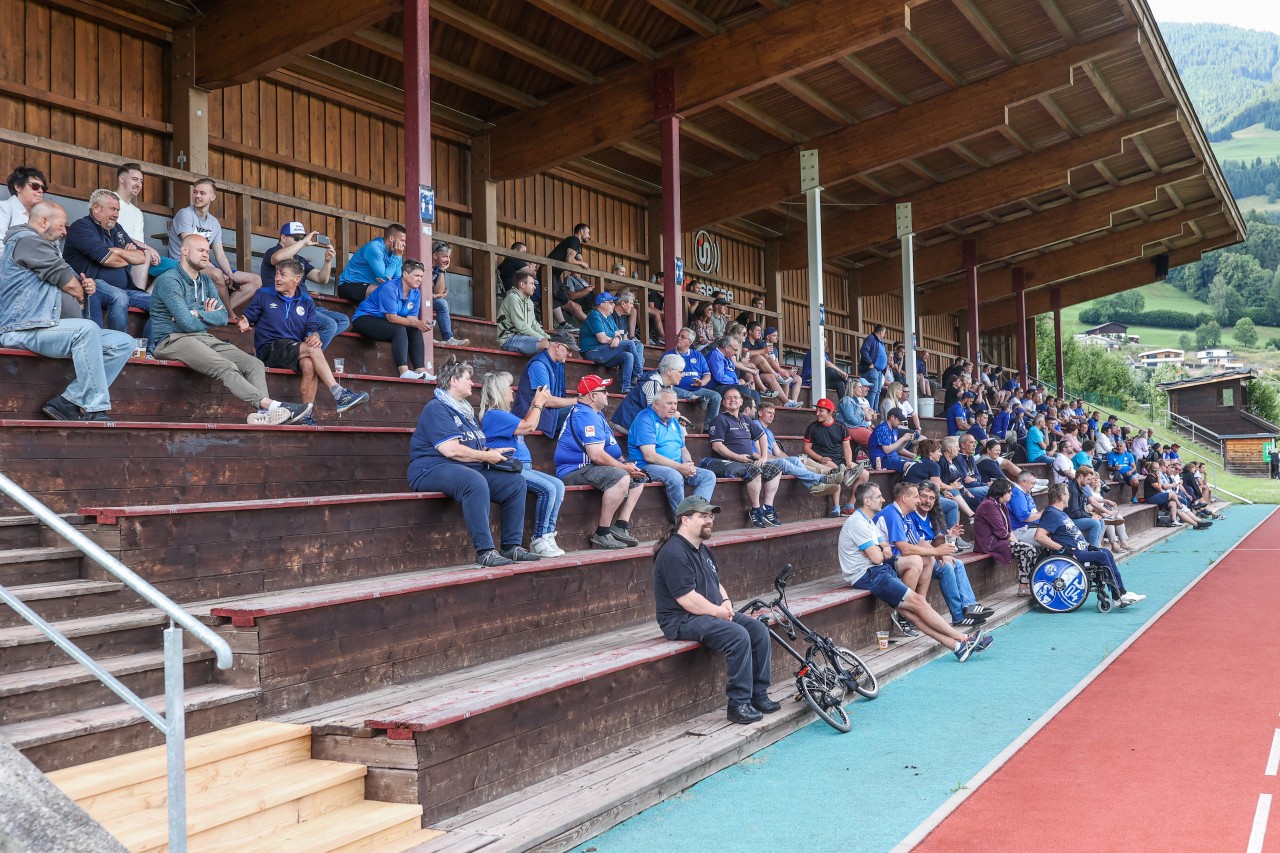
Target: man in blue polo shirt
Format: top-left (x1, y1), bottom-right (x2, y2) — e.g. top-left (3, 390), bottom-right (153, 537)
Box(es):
top-left (707, 336), bottom-right (760, 406)
top-left (870, 408), bottom-right (918, 472)
top-left (858, 323), bottom-right (888, 410)
top-left (260, 221), bottom-right (349, 348)
top-left (555, 374), bottom-right (647, 550)
top-left (946, 390), bottom-right (975, 436)
top-left (579, 292), bottom-right (644, 393)
top-left (61, 189), bottom-right (143, 335)
top-left (704, 387), bottom-right (783, 527)
top-left (666, 326), bottom-right (721, 421)
top-left (629, 387), bottom-right (715, 516)
top-left (513, 329), bottom-right (578, 438)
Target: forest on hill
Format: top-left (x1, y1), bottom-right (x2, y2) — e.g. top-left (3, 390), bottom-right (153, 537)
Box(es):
top-left (1162, 23), bottom-right (1280, 139)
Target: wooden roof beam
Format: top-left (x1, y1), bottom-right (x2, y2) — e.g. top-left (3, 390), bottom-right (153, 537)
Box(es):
top-left (188, 0), bottom-right (398, 89)
top-left (431, 0), bottom-right (600, 86)
top-left (682, 121), bottom-right (760, 161)
top-left (722, 98), bottom-right (808, 143)
top-left (951, 0), bottom-right (1019, 64)
top-left (856, 165), bottom-right (1203, 295)
top-left (898, 29), bottom-right (964, 87)
top-left (484, 0), bottom-right (910, 179)
top-left (836, 54), bottom-right (911, 106)
top-left (778, 78), bottom-right (857, 125)
top-left (1038, 94), bottom-right (1082, 136)
top-left (1036, 0), bottom-right (1079, 44)
top-left (525, 0), bottom-right (658, 61)
top-left (1081, 60), bottom-right (1127, 118)
top-left (645, 0), bottom-right (723, 36)
top-left (615, 140), bottom-right (713, 177)
top-left (775, 106), bottom-right (1180, 268)
top-left (683, 28), bottom-right (1141, 229)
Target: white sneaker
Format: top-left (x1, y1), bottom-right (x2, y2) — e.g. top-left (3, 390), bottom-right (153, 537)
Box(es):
top-left (247, 407), bottom-right (290, 426)
top-left (1119, 591), bottom-right (1146, 606)
top-left (531, 535), bottom-right (566, 557)
top-left (443, 337), bottom-right (470, 347)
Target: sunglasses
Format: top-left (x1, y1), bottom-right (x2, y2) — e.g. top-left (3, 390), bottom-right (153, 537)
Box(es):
top-left (402, 261), bottom-right (426, 272)
top-left (27, 182), bottom-right (46, 192)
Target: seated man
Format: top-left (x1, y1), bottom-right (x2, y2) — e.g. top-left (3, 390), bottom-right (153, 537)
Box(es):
top-left (1065, 466), bottom-right (1104, 548)
top-left (239, 258), bottom-right (369, 424)
top-left (914, 483), bottom-right (993, 629)
top-left (554, 374), bottom-right (646, 550)
top-left (260, 222), bottom-right (349, 348)
top-left (496, 241), bottom-right (537, 299)
top-left (839, 482), bottom-right (990, 661)
top-left (167, 178), bottom-right (261, 319)
top-left (702, 387), bottom-right (784, 529)
top-left (706, 336), bottom-right (760, 406)
top-left (0, 201), bottom-right (133, 421)
top-left (611, 353), bottom-right (686, 433)
top-left (967, 410), bottom-right (992, 444)
top-left (756, 400), bottom-right (842, 497)
top-left (429, 241), bottom-right (469, 346)
top-left (742, 323), bottom-right (801, 406)
top-left (336, 223), bottom-right (405, 305)
top-left (150, 234), bottom-right (311, 426)
top-left (61, 188), bottom-right (145, 335)
top-left (653, 495), bottom-right (778, 724)
top-left (578, 292), bottom-right (644, 394)
top-left (1035, 483), bottom-right (1144, 607)
top-left (869, 407), bottom-right (918, 472)
top-left (1106, 439), bottom-right (1143, 503)
top-left (945, 390), bottom-right (974, 436)
top-left (497, 270), bottom-right (550, 355)
top-left (629, 388), bottom-right (715, 517)
top-left (513, 328), bottom-right (578, 439)
top-left (666, 326), bottom-right (722, 421)
top-left (805, 398), bottom-right (867, 517)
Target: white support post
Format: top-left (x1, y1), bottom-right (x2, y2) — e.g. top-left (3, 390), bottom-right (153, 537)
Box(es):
top-left (801, 150), bottom-right (826, 403)
top-left (898, 203), bottom-right (919, 416)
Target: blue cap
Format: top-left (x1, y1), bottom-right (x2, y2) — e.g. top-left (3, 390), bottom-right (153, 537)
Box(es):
top-left (764, 326), bottom-right (777, 337)
top-left (595, 292), bottom-right (618, 305)
top-left (857, 377), bottom-right (873, 387)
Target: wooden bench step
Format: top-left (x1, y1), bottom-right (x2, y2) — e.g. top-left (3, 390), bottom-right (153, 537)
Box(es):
top-left (0, 609), bottom-right (169, 671)
top-left (0, 578), bottom-right (130, 629)
top-left (0, 545), bottom-right (83, 585)
top-left (231, 799), bottom-right (432, 853)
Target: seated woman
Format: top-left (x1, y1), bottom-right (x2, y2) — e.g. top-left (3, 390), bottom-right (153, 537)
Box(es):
top-left (1083, 468), bottom-right (1130, 554)
top-left (689, 301), bottom-right (715, 351)
top-left (351, 259), bottom-right (434, 380)
top-left (479, 371), bottom-right (566, 558)
top-left (973, 478), bottom-right (1041, 596)
top-left (1142, 461), bottom-right (1210, 529)
top-left (407, 359), bottom-right (540, 568)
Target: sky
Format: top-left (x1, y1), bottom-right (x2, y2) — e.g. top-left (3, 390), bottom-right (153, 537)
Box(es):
top-left (1146, 0), bottom-right (1280, 35)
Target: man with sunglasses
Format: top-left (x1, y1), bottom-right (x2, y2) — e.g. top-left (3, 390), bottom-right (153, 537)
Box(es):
top-left (430, 241), bottom-right (469, 347)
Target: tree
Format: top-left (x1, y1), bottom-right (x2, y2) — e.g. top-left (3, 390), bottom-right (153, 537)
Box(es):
top-left (1178, 332), bottom-right (1193, 351)
top-left (1109, 290), bottom-right (1145, 315)
top-left (1209, 274), bottom-right (1246, 325)
top-left (1235, 316), bottom-right (1259, 346)
top-left (1196, 320), bottom-right (1223, 348)
top-left (1247, 379), bottom-right (1280, 426)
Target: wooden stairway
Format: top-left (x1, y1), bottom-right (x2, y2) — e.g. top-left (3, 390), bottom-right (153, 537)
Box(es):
top-left (45, 721), bottom-right (443, 853)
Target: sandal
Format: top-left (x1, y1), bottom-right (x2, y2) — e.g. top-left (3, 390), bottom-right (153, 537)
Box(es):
top-left (1017, 583), bottom-right (1031, 597)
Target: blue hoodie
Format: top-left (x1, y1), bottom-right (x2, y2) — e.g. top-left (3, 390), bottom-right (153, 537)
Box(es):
top-left (241, 285), bottom-right (319, 359)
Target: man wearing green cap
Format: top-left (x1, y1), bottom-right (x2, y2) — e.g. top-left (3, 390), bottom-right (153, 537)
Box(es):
top-left (652, 495), bottom-right (779, 724)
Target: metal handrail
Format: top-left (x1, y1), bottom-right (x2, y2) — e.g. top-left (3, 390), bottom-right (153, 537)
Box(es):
top-left (0, 472), bottom-right (232, 853)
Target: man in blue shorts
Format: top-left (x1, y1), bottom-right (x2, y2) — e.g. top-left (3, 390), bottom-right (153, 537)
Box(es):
top-left (838, 482), bottom-right (989, 661)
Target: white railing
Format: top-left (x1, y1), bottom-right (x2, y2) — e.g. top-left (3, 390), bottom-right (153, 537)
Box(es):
top-left (0, 472), bottom-right (233, 853)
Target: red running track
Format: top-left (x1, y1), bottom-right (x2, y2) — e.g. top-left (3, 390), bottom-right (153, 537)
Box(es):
top-left (915, 508), bottom-right (1280, 853)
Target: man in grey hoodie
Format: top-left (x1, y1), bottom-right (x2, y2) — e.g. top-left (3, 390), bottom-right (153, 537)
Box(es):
top-left (0, 201), bottom-right (133, 421)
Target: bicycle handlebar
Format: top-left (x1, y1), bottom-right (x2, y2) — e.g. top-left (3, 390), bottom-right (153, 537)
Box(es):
top-left (775, 563), bottom-right (796, 589)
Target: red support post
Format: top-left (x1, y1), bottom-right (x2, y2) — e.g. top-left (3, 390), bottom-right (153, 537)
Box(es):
top-left (1013, 266), bottom-right (1028, 388)
top-left (404, 0), bottom-right (434, 374)
top-left (1051, 285), bottom-right (1064, 395)
top-left (964, 239), bottom-right (980, 382)
top-left (655, 69), bottom-right (682, 349)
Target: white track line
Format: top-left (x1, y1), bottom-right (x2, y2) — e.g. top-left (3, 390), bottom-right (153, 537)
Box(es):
top-left (1249, 794), bottom-right (1272, 853)
top-left (1266, 730), bottom-right (1280, 776)
top-left (893, 506), bottom-right (1280, 853)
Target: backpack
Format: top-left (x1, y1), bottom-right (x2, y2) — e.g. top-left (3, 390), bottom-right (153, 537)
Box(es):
top-left (1155, 506), bottom-right (1175, 527)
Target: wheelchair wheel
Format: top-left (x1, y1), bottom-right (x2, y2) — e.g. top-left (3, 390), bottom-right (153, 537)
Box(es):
top-left (1097, 590), bottom-right (1112, 613)
top-left (1031, 555), bottom-right (1090, 613)
top-left (798, 671), bottom-right (852, 733)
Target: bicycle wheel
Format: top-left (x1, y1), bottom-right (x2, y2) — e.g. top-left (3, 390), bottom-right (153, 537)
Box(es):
top-left (831, 646), bottom-right (879, 700)
top-left (798, 671), bottom-right (851, 733)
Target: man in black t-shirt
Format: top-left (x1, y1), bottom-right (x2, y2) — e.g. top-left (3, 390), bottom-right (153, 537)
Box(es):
top-left (653, 496), bottom-right (777, 724)
top-left (804, 398), bottom-right (868, 517)
top-left (702, 388), bottom-right (784, 528)
top-left (548, 223), bottom-right (592, 326)
top-left (497, 241), bottom-right (536, 299)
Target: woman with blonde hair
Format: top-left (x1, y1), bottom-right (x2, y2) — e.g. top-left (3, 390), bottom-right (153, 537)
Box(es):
top-left (479, 370), bottom-right (566, 557)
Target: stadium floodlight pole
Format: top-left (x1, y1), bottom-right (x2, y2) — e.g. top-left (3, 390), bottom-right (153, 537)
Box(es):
top-left (898, 203), bottom-right (919, 416)
top-left (801, 150), bottom-right (826, 403)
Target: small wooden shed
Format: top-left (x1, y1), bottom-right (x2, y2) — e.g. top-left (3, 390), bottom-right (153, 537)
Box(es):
top-left (1157, 369), bottom-right (1280, 475)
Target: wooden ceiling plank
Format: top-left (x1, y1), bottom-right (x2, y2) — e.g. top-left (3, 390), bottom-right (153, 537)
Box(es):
top-left (645, 0), bottom-right (723, 36)
top-left (431, 0), bottom-right (600, 85)
top-left (902, 159), bottom-right (944, 184)
top-left (432, 57), bottom-right (546, 109)
top-left (682, 120), bottom-right (760, 161)
top-left (1129, 135), bottom-right (1162, 173)
top-left (1081, 60), bottom-right (1127, 118)
top-left (898, 30), bottom-right (964, 87)
top-left (1037, 93), bottom-right (1082, 136)
top-left (852, 173), bottom-right (899, 197)
top-left (524, 0), bottom-right (659, 61)
top-left (997, 123), bottom-right (1032, 153)
top-left (837, 54), bottom-right (911, 106)
top-left (778, 77), bottom-right (858, 125)
top-left (722, 98), bottom-right (808, 143)
top-left (951, 142), bottom-right (990, 168)
top-left (682, 28), bottom-right (1141, 228)
top-left (615, 140), bottom-right (714, 177)
top-left (775, 107), bottom-right (1180, 268)
top-left (1036, 0), bottom-right (1079, 44)
top-left (485, 0), bottom-right (911, 179)
top-left (189, 0), bottom-right (398, 89)
top-left (950, 0), bottom-right (1019, 64)
top-left (1093, 160), bottom-right (1120, 187)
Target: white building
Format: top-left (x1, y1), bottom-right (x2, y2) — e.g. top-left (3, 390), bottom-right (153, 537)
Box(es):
top-left (1137, 348), bottom-right (1184, 368)
top-left (1196, 348), bottom-right (1243, 368)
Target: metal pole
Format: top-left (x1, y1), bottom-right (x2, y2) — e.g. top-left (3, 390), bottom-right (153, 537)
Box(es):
top-left (404, 0), bottom-right (434, 375)
top-left (898, 203), bottom-right (918, 417)
top-left (964, 239), bottom-right (980, 383)
top-left (1013, 267), bottom-right (1028, 388)
top-left (1051, 285), bottom-right (1064, 395)
top-left (655, 70), bottom-right (682, 350)
top-left (164, 624), bottom-right (188, 853)
top-left (801, 150), bottom-right (826, 402)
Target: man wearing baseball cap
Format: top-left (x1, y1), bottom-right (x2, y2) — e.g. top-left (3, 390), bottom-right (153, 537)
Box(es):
top-left (579, 291), bottom-right (645, 394)
top-left (554, 375), bottom-right (647, 549)
top-left (260, 221), bottom-right (349, 349)
top-left (652, 495), bottom-right (778, 724)
top-left (806, 397), bottom-right (868, 516)
top-left (946, 390), bottom-right (975, 436)
top-left (513, 328), bottom-right (578, 438)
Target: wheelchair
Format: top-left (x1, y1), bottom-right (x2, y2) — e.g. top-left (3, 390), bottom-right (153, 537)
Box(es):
top-left (1030, 552), bottom-right (1117, 613)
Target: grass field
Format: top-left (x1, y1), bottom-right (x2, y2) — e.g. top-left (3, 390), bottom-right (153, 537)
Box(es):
top-left (1209, 123), bottom-right (1280, 163)
top-left (1235, 195), bottom-right (1280, 215)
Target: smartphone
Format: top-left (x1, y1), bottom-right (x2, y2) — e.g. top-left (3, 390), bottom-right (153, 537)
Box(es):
top-left (315, 235), bottom-right (331, 246)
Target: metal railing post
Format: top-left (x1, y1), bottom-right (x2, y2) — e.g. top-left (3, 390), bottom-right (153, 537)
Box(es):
top-left (165, 623), bottom-right (188, 853)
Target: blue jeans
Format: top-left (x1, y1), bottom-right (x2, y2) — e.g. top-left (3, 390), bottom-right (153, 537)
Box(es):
top-left (88, 281), bottom-right (131, 333)
top-left (774, 456), bottom-right (821, 486)
top-left (939, 495), bottom-right (960, 529)
top-left (521, 467), bottom-right (564, 538)
top-left (645, 463), bottom-right (716, 516)
top-left (1074, 515), bottom-right (1103, 548)
top-left (433, 297), bottom-right (454, 340)
top-left (672, 384), bottom-right (721, 421)
top-left (314, 306), bottom-right (350, 349)
top-left (501, 335), bottom-right (543, 356)
top-left (933, 557), bottom-right (977, 623)
top-left (586, 343), bottom-right (642, 391)
top-left (862, 367), bottom-right (884, 411)
top-left (0, 320), bottom-right (133, 412)
top-left (410, 462), bottom-right (527, 554)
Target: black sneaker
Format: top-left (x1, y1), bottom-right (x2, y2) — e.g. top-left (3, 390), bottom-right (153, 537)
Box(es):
top-left (752, 695), bottom-right (782, 714)
top-left (279, 401), bottom-right (314, 424)
top-left (750, 508), bottom-right (768, 529)
top-left (951, 616), bottom-right (984, 629)
top-left (476, 549), bottom-right (513, 568)
top-left (590, 531), bottom-right (627, 550)
top-left (41, 395), bottom-right (81, 421)
top-left (500, 545), bottom-right (542, 562)
top-left (607, 525), bottom-right (639, 547)
top-left (81, 410), bottom-right (113, 422)
top-left (964, 604), bottom-right (995, 619)
top-left (890, 610), bottom-right (920, 638)
top-left (762, 506), bottom-right (781, 526)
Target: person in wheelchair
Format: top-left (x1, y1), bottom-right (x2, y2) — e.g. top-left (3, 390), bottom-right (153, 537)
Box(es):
top-left (1034, 484), bottom-right (1145, 608)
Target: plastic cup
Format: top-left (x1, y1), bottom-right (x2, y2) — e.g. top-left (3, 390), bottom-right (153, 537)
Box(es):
top-left (334, 358), bottom-right (345, 375)
top-left (133, 338), bottom-right (148, 358)
top-left (875, 630), bottom-right (889, 651)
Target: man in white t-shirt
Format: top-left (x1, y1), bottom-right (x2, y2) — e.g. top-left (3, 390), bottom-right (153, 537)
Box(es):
top-left (167, 177), bottom-right (261, 320)
top-left (838, 482), bottom-right (990, 662)
top-left (114, 163), bottom-right (160, 292)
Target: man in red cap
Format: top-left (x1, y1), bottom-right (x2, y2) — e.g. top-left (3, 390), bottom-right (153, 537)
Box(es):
top-left (806, 397), bottom-right (868, 517)
top-left (554, 374), bottom-right (648, 549)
